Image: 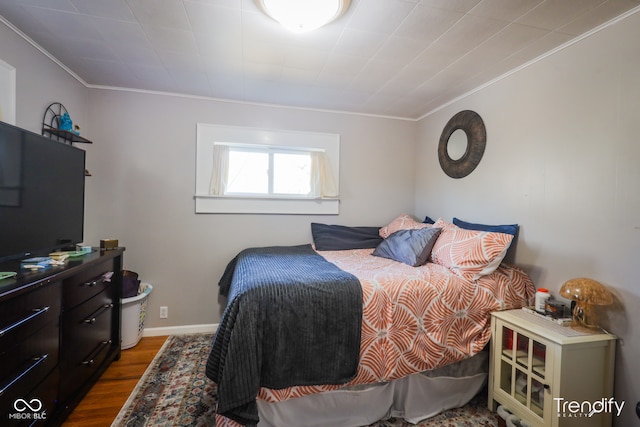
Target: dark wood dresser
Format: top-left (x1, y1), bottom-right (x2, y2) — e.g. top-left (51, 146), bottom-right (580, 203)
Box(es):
top-left (0, 248), bottom-right (123, 426)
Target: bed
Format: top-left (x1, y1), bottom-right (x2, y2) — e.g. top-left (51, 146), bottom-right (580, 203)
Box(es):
top-left (206, 215), bottom-right (535, 427)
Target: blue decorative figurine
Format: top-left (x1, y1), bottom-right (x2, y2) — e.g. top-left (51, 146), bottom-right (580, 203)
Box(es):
top-left (58, 112), bottom-right (73, 131)
top-left (58, 112), bottom-right (80, 135)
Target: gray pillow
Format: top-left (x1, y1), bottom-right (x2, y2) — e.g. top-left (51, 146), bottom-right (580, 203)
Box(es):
top-left (372, 227), bottom-right (442, 267)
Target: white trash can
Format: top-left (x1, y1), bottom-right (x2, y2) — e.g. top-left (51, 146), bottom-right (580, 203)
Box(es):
top-left (121, 283), bottom-right (152, 350)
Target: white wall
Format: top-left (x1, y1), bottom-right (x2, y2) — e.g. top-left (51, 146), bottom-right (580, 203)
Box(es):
top-left (83, 89), bottom-right (417, 329)
top-left (0, 20), bottom-right (88, 134)
top-left (415, 11), bottom-right (640, 426)
top-left (1, 15), bottom-right (417, 334)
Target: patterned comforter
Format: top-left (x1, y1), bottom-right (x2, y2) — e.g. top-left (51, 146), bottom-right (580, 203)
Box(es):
top-left (215, 247), bottom-right (535, 426)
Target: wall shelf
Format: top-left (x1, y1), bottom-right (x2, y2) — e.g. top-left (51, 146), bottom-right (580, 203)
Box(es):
top-left (42, 127), bottom-right (93, 144)
top-left (41, 102), bottom-right (93, 145)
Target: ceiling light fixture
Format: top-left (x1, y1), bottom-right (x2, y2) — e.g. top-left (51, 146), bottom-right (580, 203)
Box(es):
top-left (256, 0), bottom-right (350, 33)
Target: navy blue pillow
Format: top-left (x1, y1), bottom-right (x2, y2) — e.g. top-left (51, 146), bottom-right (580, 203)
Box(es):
top-left (423, 216), bottom-right (436, 224)
top-left (372, 227), bottom-right (442, 267)
top-left (452, 217), bottom-right (518, 236)
top-left (311, 223), bottom-right (383, 251)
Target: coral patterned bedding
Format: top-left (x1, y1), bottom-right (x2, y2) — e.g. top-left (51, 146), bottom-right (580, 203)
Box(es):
top-left (215, 245), bottom-right (534, 426)
top-left (259, 248), bottom-right (534, 402)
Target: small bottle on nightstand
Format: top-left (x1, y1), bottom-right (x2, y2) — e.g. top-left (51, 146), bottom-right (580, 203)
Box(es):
top-left (535, 288), bottom-right (550, 313)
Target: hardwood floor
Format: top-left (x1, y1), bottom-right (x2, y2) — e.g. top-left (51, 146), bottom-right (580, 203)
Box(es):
top-left (61, 335), bottom-right (168, 427)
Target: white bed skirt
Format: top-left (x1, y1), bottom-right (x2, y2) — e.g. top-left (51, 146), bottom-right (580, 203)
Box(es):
top-left (257, 354), bottom-right (488, 427)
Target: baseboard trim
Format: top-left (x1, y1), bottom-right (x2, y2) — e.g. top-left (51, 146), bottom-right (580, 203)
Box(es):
top-left (142, 323), bottom-right (218, 336)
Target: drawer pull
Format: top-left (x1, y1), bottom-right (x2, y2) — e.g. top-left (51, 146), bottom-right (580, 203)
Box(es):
top-left (83, 278), bottom-right (104, 287)
top-left (82, 272), bottom-right (114, 288)
top-left (0, 354), bottom-right (49, 397)
top-left (0, 306), bottom-right (50, 337)
top-left (83, 303), bottom-right (114, 324)
top-left (81, 340), bottom-right (112, 366)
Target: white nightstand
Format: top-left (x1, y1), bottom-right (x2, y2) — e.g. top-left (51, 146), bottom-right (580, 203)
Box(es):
top-left (488, 309), bottom-right (617, 427)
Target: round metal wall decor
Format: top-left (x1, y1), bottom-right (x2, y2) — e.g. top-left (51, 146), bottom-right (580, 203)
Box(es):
top-left (438, 110), bottom-right (486, 179)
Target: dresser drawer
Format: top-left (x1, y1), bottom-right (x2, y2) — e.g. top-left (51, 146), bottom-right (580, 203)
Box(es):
top-left (0, 366), bottom-right (57, 427)
top-left (1, 368), bottom-right (58, 427)
top-left (59, 287), bottom-right (115, 402)
top-left (59, 339), bottom-right (114, 404)
top-left (0, 281), bottom-right (61, 350)
top-left (62, 259), bottom-right (115, 309)
top-left (0, 321), bottom-right (59, 388)
top-left (0, 324), bottom-right (58, 419)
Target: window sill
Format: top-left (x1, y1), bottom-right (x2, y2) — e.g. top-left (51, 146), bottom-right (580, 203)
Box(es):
top-left (194, 194), bottom-right (339, 214)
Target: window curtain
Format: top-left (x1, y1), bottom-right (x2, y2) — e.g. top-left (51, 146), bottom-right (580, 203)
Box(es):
top-left (209, 144), bottom-right (229, 195)
top-left (310, 151), bottom-right (338, 198)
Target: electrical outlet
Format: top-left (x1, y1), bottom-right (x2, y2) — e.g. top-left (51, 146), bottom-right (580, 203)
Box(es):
top-left (159, 306), bottom-right (168, 319)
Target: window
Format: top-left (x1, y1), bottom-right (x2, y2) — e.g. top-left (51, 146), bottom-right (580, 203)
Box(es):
top-left (195, 124), bottom-right (340, 214)
top-left (272, 151), bottom-right (311, 195)
top-left (223, 145), bottom-right (314, 197)
top-left (228, 148), bottom-right (270, 194)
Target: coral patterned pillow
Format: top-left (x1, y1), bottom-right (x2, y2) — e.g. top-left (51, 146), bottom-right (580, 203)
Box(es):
top-left (379, 213), bottom-right (431, 238)
top-left (430, 218), bottom-right (514, 280)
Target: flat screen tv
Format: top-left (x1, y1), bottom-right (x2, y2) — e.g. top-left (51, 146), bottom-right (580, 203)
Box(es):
top-left (0, 120), bottom-right (86, 262)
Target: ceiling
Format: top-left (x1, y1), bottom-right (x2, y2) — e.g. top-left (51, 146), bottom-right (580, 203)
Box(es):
top-left (1, 0), bottom-right (639, 120)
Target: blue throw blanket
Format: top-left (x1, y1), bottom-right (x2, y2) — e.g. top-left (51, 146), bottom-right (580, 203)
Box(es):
top-left (206, 245), bottom-right (362, 426)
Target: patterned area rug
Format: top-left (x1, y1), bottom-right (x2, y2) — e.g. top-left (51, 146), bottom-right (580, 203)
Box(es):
top-left (112, 333), bottom-right (499, 427)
